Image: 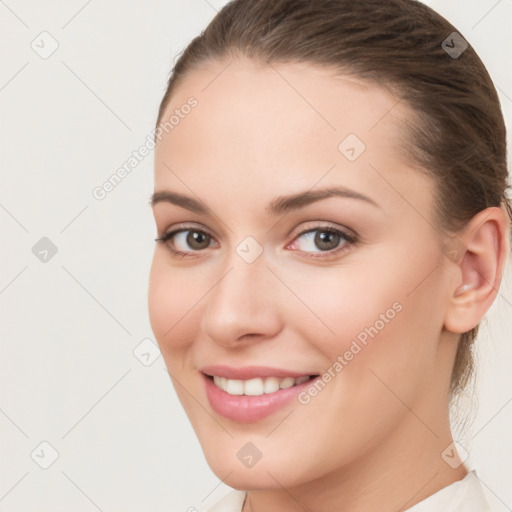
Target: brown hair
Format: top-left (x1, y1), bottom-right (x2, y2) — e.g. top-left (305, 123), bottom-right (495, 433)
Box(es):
top-left (156, 0), bottom-right (512, 400)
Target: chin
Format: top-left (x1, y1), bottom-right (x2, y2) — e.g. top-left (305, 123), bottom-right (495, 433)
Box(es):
top-left (202, 445), bottom-right (318, 491)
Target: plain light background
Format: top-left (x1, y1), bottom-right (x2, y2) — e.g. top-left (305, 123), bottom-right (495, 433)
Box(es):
top-left (0, 1), bottom-right (510, 511)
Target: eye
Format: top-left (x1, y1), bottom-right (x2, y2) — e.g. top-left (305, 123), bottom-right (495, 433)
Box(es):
top-left (288, 226), bottom-right (357, 258)
top-left (155, 224), bottom-right (357, 260)
top-left (155, 228), bottom-right (216, 256)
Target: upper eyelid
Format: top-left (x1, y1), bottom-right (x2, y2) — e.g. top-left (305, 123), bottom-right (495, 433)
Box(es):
top-left (160, 220), bottom-right (352, 236)
top-left (288, 220), bottom-right (355, 238)
top-left (159, 222), bottom-right (216, 237)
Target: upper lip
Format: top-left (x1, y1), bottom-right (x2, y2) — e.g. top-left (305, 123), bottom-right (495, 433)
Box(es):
top-left (201, 364), bottom-right (317, 380)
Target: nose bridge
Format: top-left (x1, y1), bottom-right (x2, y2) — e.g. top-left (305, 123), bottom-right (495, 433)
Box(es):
top-left (201, 243), bottom-right (282, 344)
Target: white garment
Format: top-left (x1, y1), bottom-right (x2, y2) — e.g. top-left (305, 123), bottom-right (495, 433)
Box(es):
top-left (204, 470), bottom-right (492, 512)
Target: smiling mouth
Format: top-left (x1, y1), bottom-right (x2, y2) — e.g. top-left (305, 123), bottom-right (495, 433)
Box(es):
top-left (205, 374), bottom-right (319, 396)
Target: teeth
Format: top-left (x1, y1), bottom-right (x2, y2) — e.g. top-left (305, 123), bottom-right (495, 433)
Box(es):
top-left (212, 375), bottom-right (312, 396)
top-left (264, 377), bottom-right (280, 394)
top-left (226, 379), bottom-right (244, 395)
top-left (279, 377), bottom-right (295, 389)
top-left (244, 378), bottom-right (264, 396)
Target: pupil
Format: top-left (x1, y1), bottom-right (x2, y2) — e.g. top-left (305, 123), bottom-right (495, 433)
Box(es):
top-left (315, 231), bottom-right (339, 251)
top-left (188, 231), bottom-right (209, 249)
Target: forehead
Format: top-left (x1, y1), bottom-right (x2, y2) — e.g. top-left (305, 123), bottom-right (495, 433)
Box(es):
top-left (159, 58), bottom-right (410, 143)
top-left (154, 58), bottom-right (430, 218)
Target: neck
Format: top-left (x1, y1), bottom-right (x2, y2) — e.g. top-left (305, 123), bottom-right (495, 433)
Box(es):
top-left (243, 412), bottom-right (467, 512)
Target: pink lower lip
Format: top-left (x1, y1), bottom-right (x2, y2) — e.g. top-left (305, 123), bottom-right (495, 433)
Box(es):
top-left (202, 373), bottom-right (319, 423)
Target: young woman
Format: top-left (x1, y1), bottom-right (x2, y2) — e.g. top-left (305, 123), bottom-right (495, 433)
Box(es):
top-left (148, 0), bottom-right (511, 510)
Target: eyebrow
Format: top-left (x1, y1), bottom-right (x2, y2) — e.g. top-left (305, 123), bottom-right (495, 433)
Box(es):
top-left (150, 186), bottom-right (380, 216)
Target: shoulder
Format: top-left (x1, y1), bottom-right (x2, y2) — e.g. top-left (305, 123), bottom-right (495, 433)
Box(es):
top-left (202, 489), bottom-right (247, 512)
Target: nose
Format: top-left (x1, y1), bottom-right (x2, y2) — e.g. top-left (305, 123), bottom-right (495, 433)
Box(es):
top-left (200, 253), bottom-right (283, 348)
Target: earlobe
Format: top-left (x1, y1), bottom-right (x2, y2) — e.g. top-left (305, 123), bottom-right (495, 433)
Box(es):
top-left (444, 206), bottom-right (510, 334)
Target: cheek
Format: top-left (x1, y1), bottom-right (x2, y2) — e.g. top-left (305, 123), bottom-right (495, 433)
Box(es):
top-left (277, 260), bottom-right (405, 352)
top-left (298, 247), bottom-right (443, 350)
top-left (274, 259), bottom-right (445, 468)
top-left (148, 253), bottom-right (201, 358)
top-left (284, 247), bottom-right (445, 395)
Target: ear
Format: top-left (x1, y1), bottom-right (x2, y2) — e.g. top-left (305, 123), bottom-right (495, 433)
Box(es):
top-left (444, 206), bottom-right (511, 334)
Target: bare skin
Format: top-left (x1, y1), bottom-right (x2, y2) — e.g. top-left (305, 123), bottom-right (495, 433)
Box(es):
top-left (148, 58), bottom-right (510, 512)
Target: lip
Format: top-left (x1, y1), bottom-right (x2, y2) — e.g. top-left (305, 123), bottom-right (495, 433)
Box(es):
top-left (200, 364), bottom-right (316, 380)
top-left (201, 371), bottom-right (320, 423)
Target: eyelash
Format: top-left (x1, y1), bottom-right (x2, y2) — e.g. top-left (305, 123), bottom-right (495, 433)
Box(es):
top-left (155, 224), bottom-right (358, 260)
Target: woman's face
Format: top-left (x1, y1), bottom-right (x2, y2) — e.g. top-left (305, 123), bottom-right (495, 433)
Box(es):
top-left (149, 58), bottom-right (457, 489)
